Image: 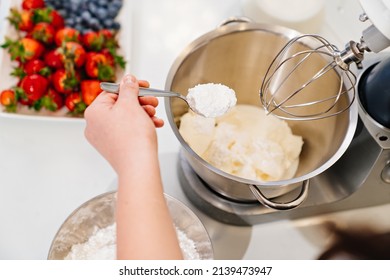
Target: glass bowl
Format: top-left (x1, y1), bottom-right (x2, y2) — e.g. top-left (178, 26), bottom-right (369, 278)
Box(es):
top-left (47, 191), bottom-right (213, 260)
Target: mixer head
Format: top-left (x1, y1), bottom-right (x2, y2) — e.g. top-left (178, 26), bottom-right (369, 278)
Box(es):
top-left (261, 0), bottom-right (390, 121)
top-left (260, 34), bottom-right (357, 121)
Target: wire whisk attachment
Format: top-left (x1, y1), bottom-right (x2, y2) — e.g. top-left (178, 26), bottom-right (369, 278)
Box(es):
top-left (260, 34), bottom-right (357, 121)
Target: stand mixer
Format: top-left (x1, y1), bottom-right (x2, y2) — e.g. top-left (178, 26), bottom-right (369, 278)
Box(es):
top-left (178, 0), bottom-right (390, 225)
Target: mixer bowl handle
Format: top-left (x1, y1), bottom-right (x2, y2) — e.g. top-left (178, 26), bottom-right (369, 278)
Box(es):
top-left (249, 180), bottom-right (309, 210)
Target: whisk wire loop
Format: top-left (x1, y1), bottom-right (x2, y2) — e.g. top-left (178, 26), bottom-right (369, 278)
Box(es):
top-left (260, 34), bottom-right (356, 121)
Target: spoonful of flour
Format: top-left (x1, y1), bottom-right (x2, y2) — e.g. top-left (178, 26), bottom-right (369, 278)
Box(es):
top-left (186, 83), bottom-right (237, 118)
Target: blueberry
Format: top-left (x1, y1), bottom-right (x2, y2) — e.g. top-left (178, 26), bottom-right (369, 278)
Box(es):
top-left (65, 18), bottom-right (75, 26)
top-left (89, 18), bottom-right (101, 30)
top-left (70, 0), bottom-right (82, 5)
top-left (112, 21), bottom-right (120, 30)
top-left (56, 9), bottom-right (66, 17)
top-left (112, 0), bottom-right (123, 10)
top-left (83, 29), bottom-right (93, 34)
top-left (69, 5), bottom-right (79, 14)
top-left (95, 7), bottom-right (107, 20)
top-left (97, 0), bottom-right (107, 7)
top-left (81, 10), bottom-right (92, 22)
top-left (87, 2), bottom-right (98, 16)
top-left (62, 1), bottom-right (71, 10)
top-left (107, 6), bottom-right (119, 18)
top-left (74, 17), bottom-right (82, 24)
top-left (103, 18), bottom-right (114, 29)
top-left (74, 23), bottom-right (83, 31)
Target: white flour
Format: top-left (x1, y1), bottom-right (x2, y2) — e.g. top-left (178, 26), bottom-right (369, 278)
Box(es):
top-left (187, 83), bottom-right (237, 118)
top-left (65, 223), bottom-right (200, 260)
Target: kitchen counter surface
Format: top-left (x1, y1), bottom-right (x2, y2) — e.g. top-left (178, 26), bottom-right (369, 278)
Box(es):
top-left (1, 0), bottom-right (390, 260)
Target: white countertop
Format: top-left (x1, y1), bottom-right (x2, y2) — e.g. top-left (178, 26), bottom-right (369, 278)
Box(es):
top-left (1, 0), bottom-right (389, 260)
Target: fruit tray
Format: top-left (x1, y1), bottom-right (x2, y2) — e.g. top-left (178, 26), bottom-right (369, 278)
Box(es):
top-left (0, 0), bottom-right (131, 121)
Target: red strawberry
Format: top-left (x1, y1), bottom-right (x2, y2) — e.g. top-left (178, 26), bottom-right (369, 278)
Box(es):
top-left (1, 37), bottom-right (44, 62)
top-left (54, 27), bottom-right (81, 46)
top-left (99, 29), bottom-right (118, 49)
top-left (31, 22), bottom-right (55, 45)
top-left (52, 69), bottom-right (80, 94)
top-left (65, 92), bottom-right (86, 113)
top-left (81, 80), bottom-right (102, 106)
top-left (24, 59), bottom-right (45, 75)
top-left (40, 88), bottom-right (64, 111)
top-left (82, 31), bottom-right (104, 52)
top-left (7, 8), bottom-right (34, 32)
top-left (85, 52), bottom-right (115, 81)
top-left (100, 47), bottom-right (126, 69)
top-left (100, 48), bottom-right (115, 66)
top-left (59, 42), bottom-right (86, 68)
top-left (0, 89), bottom-right (17, 112)
top-left (49, 10), bottom-right (65, 30)
top-left (44, 50), bottom-right (63, 69)
top-left (32, 8), bottom-right (65, 30)
top-left (22, 0), bottom-right (45, 10)
top-left (20, 74), bottom-right (49, 101)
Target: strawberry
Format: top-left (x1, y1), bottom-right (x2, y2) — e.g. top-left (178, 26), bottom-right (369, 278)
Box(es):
top-left (82, 31), bottom-right (104, 52)
top-left (54, 27), bottom-right (81, 46)
top-left (59, 42), bottom-right (86, 68)
top-left (65, 92), bottom-right (86, 114)
top-left (0, 90), bottom-right (17, 112)
top-left (24, 59), bottom-right (51, 76)
top-left (32, 8), bottom-right (64, 30)
top-left (7, 8), bottom-right (34, 32)
top-left (48, 10), bottom-right (65, 30)
top-left (52, 69), bottom-right (80, 94)
top-left (1, 37), bottom-right (44, 62)
top-left (99, 29), bottom-right (118, 49)
top-left (44, 50), bottom-right (63, 69)
top-left (38, 88), bottom-right (64, 112)
top-left (20, 74), bottom-right (49, 101)
top-left (85, 52), bottom-right (115, 81)
top-left (100, 48), bottom-right (115, 66)
top-left (31, 22), bottom-right (55, 45)
top-left (81, 80), bottom-right (102, 106)
top-left (22, 0), bottom-right (45, 10)
top-left (101, 47), bottom-right (126, 70)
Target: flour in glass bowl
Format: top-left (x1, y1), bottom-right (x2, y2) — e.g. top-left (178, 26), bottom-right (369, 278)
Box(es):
top-left (64, 223), bottom-right (200, 260)
top-left (187, 83), bottom-right (237, 118)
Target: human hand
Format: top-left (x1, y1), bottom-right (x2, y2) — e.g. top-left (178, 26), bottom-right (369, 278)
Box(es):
top-left (84, 74), bottom-right (164, 174)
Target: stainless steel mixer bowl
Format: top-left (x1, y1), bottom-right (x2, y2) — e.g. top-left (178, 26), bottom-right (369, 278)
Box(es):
top-left (164, 19), bottom-right (358, 210)
top-left (48, 191), bottom-right (213, 260)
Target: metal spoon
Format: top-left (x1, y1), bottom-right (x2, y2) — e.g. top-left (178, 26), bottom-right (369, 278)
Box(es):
top-left (101, 82), bottom-right (237, 118)
top-left (100, 81), bottom-right (197, 112)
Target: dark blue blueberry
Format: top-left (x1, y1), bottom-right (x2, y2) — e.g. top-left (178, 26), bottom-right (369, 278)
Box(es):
top-left (70, 0), bottom-right (82, 6)
top-left (81, 10), bottom-right (92, 23)
top-left (62, 1), bottom-right (71, 11)
top-left (83, 29), bottom-right (93, 34)
top-left (74, 17), bottom-right (82, 24)
top-left (103, 18), bottom-right (114, 29)
top-left (87, 2), bottom-right (98, 16)
top-left (89, 18), bottom-right (101, 30)
top-left (112, 0), bottom-right (123, 10)
top-left (107, 6), bottom-right (119, 18)
top-left (56, 9), bottom-right (66, 17)
top-left (65, 18), bottom-right (75, 26)
top-left (97, 0), bottom-right (107, 8)
top-left (95, 7), bottom-right (107, 20)
top-left (74, 23), bottom-right (83, 31)
top-left (112, 21), bottom-right (120, 30)
top-left (69, 4), bottom-right (79, 14)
